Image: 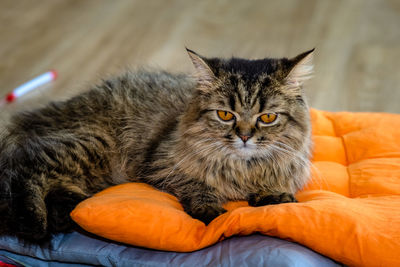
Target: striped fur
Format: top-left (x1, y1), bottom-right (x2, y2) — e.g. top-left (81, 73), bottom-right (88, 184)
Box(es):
top-left (0, 49), bottom-right (313, 241)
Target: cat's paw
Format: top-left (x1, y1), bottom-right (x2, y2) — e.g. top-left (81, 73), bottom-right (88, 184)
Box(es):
top-left (248, 192), bottom-right (297, 207)
top-left (11, 204), bottom-right (48, 241)
top-left (45, 187), bottom-right (88, 233)
top-left (186, 204), bottom-right (227, 225)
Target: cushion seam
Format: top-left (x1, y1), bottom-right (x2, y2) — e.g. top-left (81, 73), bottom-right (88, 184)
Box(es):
top-left (324, 113), bottom-right (352, 198)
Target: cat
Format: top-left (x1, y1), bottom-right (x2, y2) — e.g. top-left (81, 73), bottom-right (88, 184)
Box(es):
top-left (0, 48), bottom-right (314, 242)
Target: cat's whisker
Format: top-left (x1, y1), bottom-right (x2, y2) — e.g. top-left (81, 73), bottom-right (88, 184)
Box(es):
top-left (275, 141), bottom-right (312, 168)
top-left (307, 163), bottom-right (331, 191)
top-left (270, 142), bottom-right (301, 159)
top-left (268, 143), bottom-right (309, 172)
top-left (274, 141), bottom-right (297, 153)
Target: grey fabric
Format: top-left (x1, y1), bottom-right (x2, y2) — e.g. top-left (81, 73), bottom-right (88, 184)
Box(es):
top-left (0, 232), bottom-right (341, 267)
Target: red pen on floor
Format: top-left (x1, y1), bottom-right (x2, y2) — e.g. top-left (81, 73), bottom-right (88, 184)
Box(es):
top-left (1, 70), bottom-right (58, 105)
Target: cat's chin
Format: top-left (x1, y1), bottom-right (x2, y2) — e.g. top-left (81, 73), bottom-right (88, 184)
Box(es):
top-left (233, 142), bottom-right (258, 158)
top-left (234, 148), bottom-right (257, 158)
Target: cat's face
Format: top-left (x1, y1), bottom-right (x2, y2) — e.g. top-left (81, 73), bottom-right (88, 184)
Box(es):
top-left (182, 49), bottom-right (313, 159)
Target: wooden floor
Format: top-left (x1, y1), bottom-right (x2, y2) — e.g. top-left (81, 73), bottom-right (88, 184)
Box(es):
top-left (1, 0), bottom-right (399, 123)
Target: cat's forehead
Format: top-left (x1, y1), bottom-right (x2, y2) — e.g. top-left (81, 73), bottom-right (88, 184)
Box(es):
top-left (211, 57), bottom-right (286, 79)
top-left (215, 73), bottom-right (285, 111)
top-left (215, 58), bottom-right (290, 99)
top-left (213, 77), bottom-right (285, 114)
top-left (203, 56), bottom-right (298, 113)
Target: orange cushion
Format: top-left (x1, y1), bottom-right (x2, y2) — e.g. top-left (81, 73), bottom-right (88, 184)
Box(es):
top-left (71, 109), bottom-right (400, 267)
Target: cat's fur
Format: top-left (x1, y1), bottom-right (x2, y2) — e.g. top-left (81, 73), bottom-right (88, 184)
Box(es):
top-left (0, 48), bottom-right (313, 242)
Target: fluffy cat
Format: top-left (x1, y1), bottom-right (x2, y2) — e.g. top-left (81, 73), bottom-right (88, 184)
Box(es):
top-left (0, 48), bottom-right (313, 242)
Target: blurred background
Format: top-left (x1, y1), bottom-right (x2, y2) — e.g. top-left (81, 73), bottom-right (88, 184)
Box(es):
top-left (1, 0), bottom-right (399, 120)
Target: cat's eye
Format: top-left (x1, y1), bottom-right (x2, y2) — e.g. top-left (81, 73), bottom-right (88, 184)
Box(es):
top-left (217, 110), bottom-right (235, 121)
top-left (259, 113), bottom-right (277, 124)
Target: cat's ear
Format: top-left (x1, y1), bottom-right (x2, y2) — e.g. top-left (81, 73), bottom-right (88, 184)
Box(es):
top-left (285, 48), bottom-right (314, 87)
top-left (186, 48), bottom-right (216, 88)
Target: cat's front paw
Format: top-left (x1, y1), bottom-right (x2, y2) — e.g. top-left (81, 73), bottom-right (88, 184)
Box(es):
top-left (11, 203), bottom-right (49, 241)
top-left (248, 192), bottom-right (297, 207)
top-left (185, 204), bottom-right (227, 225)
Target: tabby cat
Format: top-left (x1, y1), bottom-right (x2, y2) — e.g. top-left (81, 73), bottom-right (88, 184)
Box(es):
top-left (0, 48), bottom-right (313, 242)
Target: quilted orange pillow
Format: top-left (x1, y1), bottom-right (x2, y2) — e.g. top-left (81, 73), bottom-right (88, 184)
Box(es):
top-left (71, 109), bottom-right (400, 267)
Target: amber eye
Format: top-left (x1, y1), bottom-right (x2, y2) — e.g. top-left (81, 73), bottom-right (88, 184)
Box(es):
top-left (217, 110), bottom-right (235, 121)
top-left (259, 113), bottom-right (277, 124)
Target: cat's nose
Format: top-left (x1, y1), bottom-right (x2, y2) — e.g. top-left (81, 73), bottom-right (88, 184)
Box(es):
top-left (235, 125), bottom-right (254, 143)
top-left (239, 134), bottom-right (252, 143)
